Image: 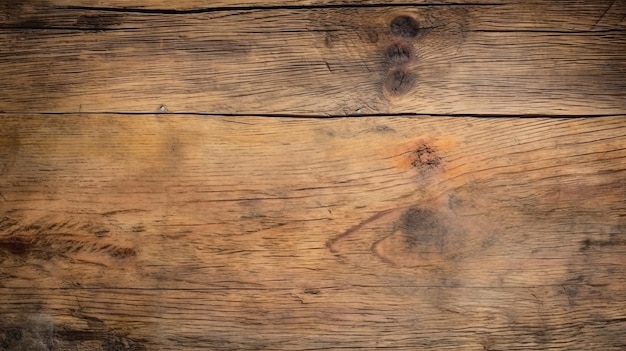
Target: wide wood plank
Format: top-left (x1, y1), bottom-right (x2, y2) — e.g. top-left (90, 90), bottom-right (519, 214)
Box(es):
top-left (1, 115), bottom-right (625, 350)
top-left (1, 286), bottom-right (625, 350)
top-left (1, 2), bottom-right (625, 115)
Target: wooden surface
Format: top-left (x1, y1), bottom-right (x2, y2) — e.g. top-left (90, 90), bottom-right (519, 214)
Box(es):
top-left (1, 0), bottom-right (626, 350)
top-left (1, 0), bottom-right (625, 115)
top-left (1, 115), bottom-right (625, 350)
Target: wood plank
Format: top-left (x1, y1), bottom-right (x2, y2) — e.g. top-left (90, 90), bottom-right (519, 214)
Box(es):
top-left (3, 0), bottom-right (507, 10)
top-left (1, 115), bottom-right (625, 350)
top-left (4, 0), bottom-right (625, 17)
top-left (5, 0), bottom-right (626, 31)
top-left (1, 3), bottom-right (625, 115)
top-left (1, 286), bottom-right (625, 350)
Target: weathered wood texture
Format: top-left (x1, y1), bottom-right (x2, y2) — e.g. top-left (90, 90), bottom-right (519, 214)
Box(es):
top-left (1, 115), bottom-right (625, 350)
top-left (4, 0), bottom-right (626, 15)
top-left (1, 1), bottom-right (625, 115)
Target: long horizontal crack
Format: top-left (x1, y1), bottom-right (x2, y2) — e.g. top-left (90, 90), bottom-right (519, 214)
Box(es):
top-left (1, 26), bottom-right (620, 34)
top-left (468, 29), bottom-right (626, 34)
top-left (0, 26), bottom-right (137, 31)
top-left (6, 2), bottom-right (619, 35)
top-left (0, 283), bottom-right (610, 291)
top-left (62, 2), bottom-right (507, 15)
top-left (0, 111), bottom-right (622, 119)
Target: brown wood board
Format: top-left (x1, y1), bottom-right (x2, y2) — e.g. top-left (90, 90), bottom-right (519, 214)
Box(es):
top-left (1, 1), bottom-right (625, 115)
top-left (0, 115), bottom-right (625, 350)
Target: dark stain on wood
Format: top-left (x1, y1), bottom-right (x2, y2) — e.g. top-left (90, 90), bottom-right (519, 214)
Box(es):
top-left (0, 1), bottom-right (26, 22)
top-left (399, 207), bottom-right (446, 252)
top-left (56, 328), bottom-right (146, 351)
top-left (580, 237), bottom-right (626, 251)
top-left (0, 215), bottom-right (136, 260)
top-left (0, 236), bottom-right (33, 256)
top-left (390, 15), bottom-right (420, 38)
top-left (75, 14), bottom-right (123, 30)
top-left (2, 2), bottom-right (124, 31)
top-left (369, 200), bottom-right (496, 271)
top-left (0, 327), bottom-right (23, 349)
top-left (6, 19), bottom-right (48, 30)
top-left (384, 69), bottom-right (416, 96)
top-left (0, 316), bottom-right (56, 350)
top-left (385, 43), bottom-right (412, 65)
top-left (0, 319), bottom-right (146, 351)
top-left (327, 198), bottom-right (481, 271)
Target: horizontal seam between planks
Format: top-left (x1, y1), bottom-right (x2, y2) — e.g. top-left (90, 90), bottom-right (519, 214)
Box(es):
top-left (2, 27), bottom-right (622, 34)
top-left (0, 112), bottom-right (624, 119)
top-left (0, 284), bottom-right (608, 291)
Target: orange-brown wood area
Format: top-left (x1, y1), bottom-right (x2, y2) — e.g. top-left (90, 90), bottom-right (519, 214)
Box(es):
top-left (1, 1), bottom-right (625, 350)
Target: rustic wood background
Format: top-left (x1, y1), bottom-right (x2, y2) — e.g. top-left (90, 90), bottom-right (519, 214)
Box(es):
top-left (1, 1), bottom-right (625, 350)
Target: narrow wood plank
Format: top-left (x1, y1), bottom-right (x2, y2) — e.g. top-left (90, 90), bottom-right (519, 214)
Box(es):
top-left (5, 0), bottom-right (624, 18)
top-left (4, 0), bottom-right (506, 10)
top-left (1, 3), bottom-right (625, 115)
top-left (5, 0), bottom-right (625, 31)
top-left (1, 115), bottom-right (625, 350)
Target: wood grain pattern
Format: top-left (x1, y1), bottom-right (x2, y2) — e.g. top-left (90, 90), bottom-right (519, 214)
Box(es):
top-left (1, 115), bottom-right (625, 350)
top-left (1, 1), bottom-right (625, 115)
top-left (5, 0), bottom-right (625, 14)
